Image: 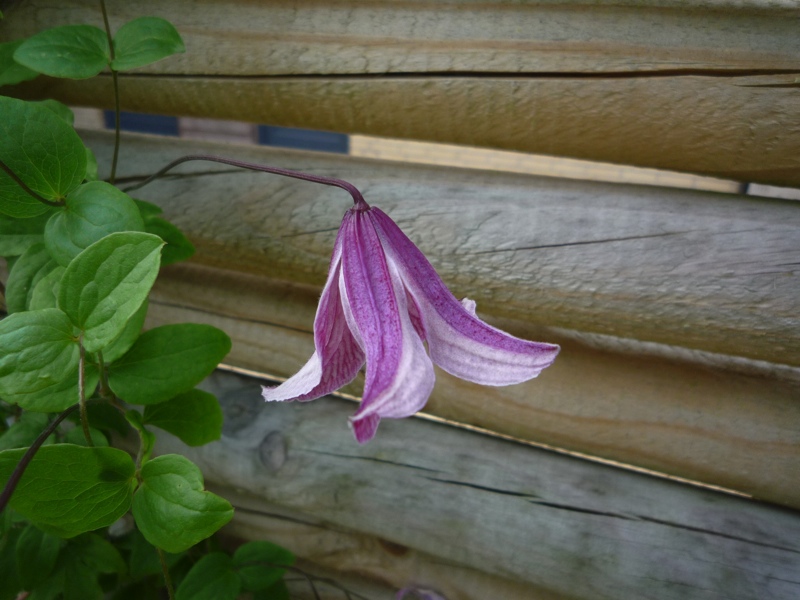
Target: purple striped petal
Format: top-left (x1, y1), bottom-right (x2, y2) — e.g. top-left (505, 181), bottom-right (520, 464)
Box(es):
top-left (370, 208), bottom-right (560, 385)
top-left (262, 225), bottom-right (364, 403)
top-left (340, 210), bottom-right (435, 442)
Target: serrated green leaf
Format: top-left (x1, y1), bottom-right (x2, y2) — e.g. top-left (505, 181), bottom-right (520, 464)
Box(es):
top-left (0, 40), bottom-right (38, 86)
top-left (14, 25), bottom-right (110, 79)
top-left (72, 533), bottom-right (126, 574)
top-left (0, 444), bottom-right (135, 537)
top-left (175, 553), bottom-right (240, 600)
top-left (28, 264), bottom-right (64, 310)
top-left (132, 454), bottom-right (233, 553)
top-left (0, 308), bottom-right (80, 411)
top-left (0, 96), bottom-right (87, 217)
top-left (100, 298), bottom-right (148, 364)
top-left (58, 232), bottom-right (163, 353)
top-left (45, 181), bottom-right (145, 267)
top-left (108, 324), bottom-right (231, 405)
top-left (5, 242), bottom-right (53, 313)
top-left (111, 17), bottom-right (185, 71)
top-left (0, 412), bottom-right (52, 451)
top-left (15, 524), bottom-right (63, 589)
top-left (143, 389), bottom-right (222, 446)
top-left (233, 541), bottom-right (294, 592)
top-left (0, 210), bottom-right (52, 257)
top-left (144, 217), bottom-right (194, 265)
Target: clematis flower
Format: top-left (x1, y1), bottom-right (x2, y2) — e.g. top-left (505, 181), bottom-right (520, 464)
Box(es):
top-left (262, 197), bottom-right (559, 443)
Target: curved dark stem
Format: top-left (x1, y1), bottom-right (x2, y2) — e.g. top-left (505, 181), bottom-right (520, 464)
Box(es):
top-left (122, 154), bottom-right (369, 209)
top-left (99, 0), bottom-right (121, 184)
top-left (0, 159), bottom-right (64, 207)
top-left (0, 405), bottom-right (79, 514)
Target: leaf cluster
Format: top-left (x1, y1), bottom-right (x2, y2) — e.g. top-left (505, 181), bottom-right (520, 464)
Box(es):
top-left (0, 11), bottom-right (298, 600)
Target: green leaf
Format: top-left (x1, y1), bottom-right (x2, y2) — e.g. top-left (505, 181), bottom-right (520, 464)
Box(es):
top-left (64, 426), bottom-right (109, 447)
top-left (0, 527), bottom-right (23, 600)
top-left (144, 217), bottom-right (194, 265)
top-left (0, 444), bottom-right (135, 537)
top-left (5, 242), bottom-right (53, 313)
top-left (28, 264), bottom-right (64, 311)
top-left (15, 524), bottom-right (63, 589)
top-left (0, 40), bottom-right (38, 86)
top-left (128, 528), bottom-right (183, 579)
top-left (45, 181), bottom-right (145, 267)
top-left (100, 298), bottom-right (148, 364)
top-left (0, 210), bottom-right (52, 257)
top-left (233, 541), bottom-right (294, 592)
top-left (132, 454), bottom-right (233, 553)
top-left (58, 232), bottom-right (163, 353)
top-left (34, 99), bottom-right (75, 125)
top-left (253, 581), bottom-right (291, 600)
top-left (143, 389), bottom-right (222, 446)
top-left (61, 553), bottom-right (103, 600)
top-left (13, 25), bottom-right (110, 79)
top-left (133, 199), bottom-right (162, 219)
top-left (0, 308), bottom-right (81, 412)
top-left (0, 96), bottom-right (87, 217)
top-left (71, 533), bottom-right (126, 574)
top-left (86, 402), bottom-right (131, 437)
top-left (0, 412), bottom-right (52, 451)
top-left (175, 553), bottom-right (240, 600)
top-left (108, 324), bottom-right (231, 405)
top-left (84, 148), bottom-right (99, 182)
top-left (124, 410), bottom-right (156, 465)
top-left (112, 17), bottom-right (185, 71)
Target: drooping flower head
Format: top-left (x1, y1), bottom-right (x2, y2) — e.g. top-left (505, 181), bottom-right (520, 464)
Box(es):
top-left (263, 195), bottom-right (559, 443)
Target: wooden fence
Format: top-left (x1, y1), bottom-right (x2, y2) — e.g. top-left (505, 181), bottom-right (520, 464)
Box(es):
top-left (2, 1), bottom-right (799, 599)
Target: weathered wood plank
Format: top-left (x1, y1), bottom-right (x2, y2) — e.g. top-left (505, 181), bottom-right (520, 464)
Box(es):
top-left (143, 261), bottom-right (800, 509)
top-left (149, 368), bottom-right (800, 600)
top-left (2, 1), bottom-right (799, 186)
top-left (85, 131), bottom-right (800, 367)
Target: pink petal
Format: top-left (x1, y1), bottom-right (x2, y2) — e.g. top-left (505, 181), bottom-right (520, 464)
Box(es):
top-left (262, 225), bottom-right (364, 403)
top-left (370, 208), bottom-right (559, 385)
top-left (340, 210), bottom-right (435, 442)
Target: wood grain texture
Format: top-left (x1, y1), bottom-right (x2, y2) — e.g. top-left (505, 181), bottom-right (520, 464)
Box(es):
top-left (3, 1), bottom-right (800, 185)
top-left (85, 131), bottom-right (800, 367)
top-left (148, 369), bottom-right (800, 600)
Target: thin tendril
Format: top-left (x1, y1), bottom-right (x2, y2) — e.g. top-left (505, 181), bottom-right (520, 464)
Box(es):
top-left (158, 547), bottom-right (176, 600)
top-left (121, 154), bottom-right (369, 209)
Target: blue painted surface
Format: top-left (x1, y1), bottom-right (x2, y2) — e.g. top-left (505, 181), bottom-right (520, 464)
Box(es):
top-left (104, 111), bottom-right (179, 136)
top-left (258, 125), bottom-right (349, 154)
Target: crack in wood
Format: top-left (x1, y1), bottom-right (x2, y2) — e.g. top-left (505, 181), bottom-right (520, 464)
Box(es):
top-left (426, 477), bottom-right (540, 499)
top-left (301, 448), bottom-right (442, 473)
top-left (473, 231), bottom-right (692, 254)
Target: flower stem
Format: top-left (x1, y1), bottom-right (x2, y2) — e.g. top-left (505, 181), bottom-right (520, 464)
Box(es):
top-left (122, 154), bottom-right (369, 209)
top-left (158, 547), bottom-right (176, 600)
top-left (99, 0), bottom-right (121, 184)
top-left (0, 405), bottom-right (79, 514)
top-left (0, 159), bottom-right (64, 207)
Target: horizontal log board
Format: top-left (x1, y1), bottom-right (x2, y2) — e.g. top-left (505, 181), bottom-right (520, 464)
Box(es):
top-left (3, 1), bottom-right (800, 186)
top-left (76, 132), bottom-right (800, 507)
top-left (87, 131), bottom-right (800, 367)
top-left (150, 369), bottom-right (800, 600)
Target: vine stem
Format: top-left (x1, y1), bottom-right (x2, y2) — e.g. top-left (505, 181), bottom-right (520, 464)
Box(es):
top-left (79, 337), bottom-right (93, 447)
top-left (0, 159), bottom-right (64, 207)
top-left (121, 154), bottom-right (369, 209)
top-left (99, 0), bottom-right (121, 184)
top-left (0, 405), bottom-right (79, 514)
top-left (158, 547), bottom-right (176, 600)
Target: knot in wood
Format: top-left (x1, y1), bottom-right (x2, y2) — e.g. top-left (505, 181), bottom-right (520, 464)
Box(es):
top-left (258, 431), bottom-right (287, 473)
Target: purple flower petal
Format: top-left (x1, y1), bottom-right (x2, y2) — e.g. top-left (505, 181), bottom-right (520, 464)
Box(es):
top-left (340, 210), bottom-right (435, 442)
top-left (370, 208), bottom-right (560, 385)
top-left (262, 227), bottom-right (364, 403)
